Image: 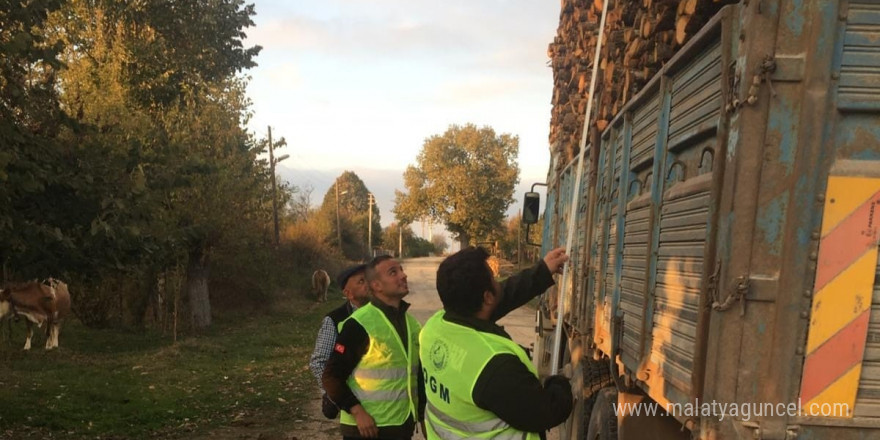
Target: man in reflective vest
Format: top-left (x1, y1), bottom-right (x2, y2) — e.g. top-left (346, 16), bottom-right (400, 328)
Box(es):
top-left (420, 247), bottom-right (572, 439)
top-left (323, 255), bottom-right (425, 439)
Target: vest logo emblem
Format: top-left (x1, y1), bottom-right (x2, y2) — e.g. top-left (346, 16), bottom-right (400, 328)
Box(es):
top-left (430, 340), bottom-right (449, 371)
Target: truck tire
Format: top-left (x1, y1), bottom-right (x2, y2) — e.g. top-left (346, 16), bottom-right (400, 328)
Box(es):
top-left (586, 387), bottom-right (618, 440)
top-left (561, 358), bottom-right (614, 440)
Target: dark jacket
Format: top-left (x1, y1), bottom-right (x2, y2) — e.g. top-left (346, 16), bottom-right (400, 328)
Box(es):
top-left (327, 301), bottom-right (355, 326)
top-left (322, 297), bottom-right (425, 439)
top-left (443, 260), bottom-right (573, 437)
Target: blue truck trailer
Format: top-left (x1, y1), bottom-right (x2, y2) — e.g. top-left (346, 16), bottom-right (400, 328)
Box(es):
top-left (526, 1), bottom-right (880, 438)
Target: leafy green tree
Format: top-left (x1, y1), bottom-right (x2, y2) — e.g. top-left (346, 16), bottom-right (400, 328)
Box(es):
top-left (0, 0), bottom-right (70, 277)
top-left (0, 0), bottom-right (264, 329)
top-left (381, 222), bottom-right (440, 258)
top-left (495, 213), bottom-right (544, 264)
top-left (395, 124), bottom-right (519, 247)
top-left (320, 171), bottom-right (381, 260)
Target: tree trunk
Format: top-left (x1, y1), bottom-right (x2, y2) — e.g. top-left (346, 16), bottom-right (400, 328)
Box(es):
top-left (187, 248), bottom-right (212, 329)
top-left (458, 232), bottom-right (470, 250)
top-left (132, 266), bottom-right (160, 328)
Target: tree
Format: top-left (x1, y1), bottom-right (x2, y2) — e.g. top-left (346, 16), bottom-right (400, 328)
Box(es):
top-left (382, 223), bottom-right (413, 258)
top-left (0, 0), bottom-right (69, 278)
top-left (495, 213), bottom-right (544, 264)
top-left (395, 124), bottom-right (519, 247)
top-left (287, 183), bottom-right (314, 223)
top-left (0, 0), bottom-right (264, 329)
top-left (320, 171), bottom-right (381, 260)
top-left (381, 222), bottom-right (440, 258)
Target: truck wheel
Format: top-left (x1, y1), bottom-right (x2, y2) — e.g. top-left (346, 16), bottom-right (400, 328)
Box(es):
top-left (561, 358), bottom-right (614, 440)
top-left (586, 387), bottom-right (618, 440)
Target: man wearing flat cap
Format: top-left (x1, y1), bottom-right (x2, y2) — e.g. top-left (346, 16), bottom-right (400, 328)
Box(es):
top-left (310, 264), bottom-right (370, 419)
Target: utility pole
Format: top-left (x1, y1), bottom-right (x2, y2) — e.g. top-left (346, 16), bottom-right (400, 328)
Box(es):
top-left (367, 193), bottom-right (374, 258)
top-left (517, 209), bottom-right (522, 266)
top-left (398, 222), bottom-right (403, 258)
top-left (336, 182), bottom-right (342, 247)
top-left (269, 126), bottom-right (278, 246)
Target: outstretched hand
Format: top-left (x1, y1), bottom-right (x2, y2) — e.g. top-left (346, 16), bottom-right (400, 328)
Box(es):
top-left (543, 247), bottom-right (569, 274)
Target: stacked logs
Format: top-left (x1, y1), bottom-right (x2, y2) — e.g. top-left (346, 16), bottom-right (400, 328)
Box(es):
top-left (548, 0), bottom-right (739, 165)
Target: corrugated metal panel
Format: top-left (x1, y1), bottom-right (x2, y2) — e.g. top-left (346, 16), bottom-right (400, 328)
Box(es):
top-left (838, 1), bottom-right (880, 111)
top-left (620, 199), bottom-right (651, 368)
top-left (631, 93), bottom-right (660, 170)
top-left (574, 159), bottom-right (593, 332)
top-left (590, 143), bottom-right (612, 314)
top-left (558, 167), bottom-right (574, 248)
top-left (646, 26), bottom-right (721, 404)
top-left (606, 205), bottom-right (617, 308)
top-left (855, 248), bottom-right (880, 417)
top-left (592, 137), bottom-right (616, 350)
top-left (558, 166), bottom-right (575, 315)
top-left (651, 189), bottom-right (709, 396)
top-left (620, 91), bottom-right (661, 370)
top-left (605, 129), bottom-right (624, 297)
top-left (668, 41), bottom-right (722, 149)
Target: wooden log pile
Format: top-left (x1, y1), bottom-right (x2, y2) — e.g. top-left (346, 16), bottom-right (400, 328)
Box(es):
top-left (548, 0), bottom-right (739, 165)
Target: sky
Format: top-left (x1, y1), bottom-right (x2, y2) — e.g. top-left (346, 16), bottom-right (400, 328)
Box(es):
top-left (244, 0), bottom-right (560, 239)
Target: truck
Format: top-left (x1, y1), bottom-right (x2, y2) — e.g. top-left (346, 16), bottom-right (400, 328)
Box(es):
top-left (523, 1), bottom-right (880, 438)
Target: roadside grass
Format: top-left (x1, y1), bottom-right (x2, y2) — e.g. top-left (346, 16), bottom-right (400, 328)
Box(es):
top-left (0, 292), bottom-right (341, 439)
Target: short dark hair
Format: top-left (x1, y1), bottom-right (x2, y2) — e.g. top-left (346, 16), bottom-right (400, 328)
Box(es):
top-left (436, 246), bottom-right (494, 316)
top-left (365, 255), bottom-right (394, 283)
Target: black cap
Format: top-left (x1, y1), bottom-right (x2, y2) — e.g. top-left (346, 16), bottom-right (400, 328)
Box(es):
top-left (337, 264), bottom-right (367, 289)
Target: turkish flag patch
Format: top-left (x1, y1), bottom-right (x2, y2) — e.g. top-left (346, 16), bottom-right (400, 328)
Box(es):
top-left (334, 343), bottom-right (345, 354)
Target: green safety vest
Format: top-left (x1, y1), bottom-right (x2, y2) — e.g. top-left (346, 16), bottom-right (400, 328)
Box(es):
top-left (419, 310), bottom-right (540, 440)
top-left (338, 303), bottom-right (421, 428)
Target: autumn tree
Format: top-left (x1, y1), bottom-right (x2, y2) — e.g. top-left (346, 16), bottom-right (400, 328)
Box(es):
top-left (320, 171), bottom-right (382, 260)
top-left (395, 124), bottom-right (519, 247)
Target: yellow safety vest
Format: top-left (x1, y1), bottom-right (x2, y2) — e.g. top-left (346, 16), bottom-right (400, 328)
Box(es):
top-left (338, 303), bottom-right (421, 428)
top-left (419, 310), bottom-right (540, 440)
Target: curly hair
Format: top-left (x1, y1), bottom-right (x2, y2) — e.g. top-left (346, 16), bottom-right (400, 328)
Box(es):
top-left (436, 246), bottom-right (494, 316)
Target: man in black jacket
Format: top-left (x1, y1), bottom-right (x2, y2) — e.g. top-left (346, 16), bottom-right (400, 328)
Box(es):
top-left (420, 246), bottom-right (572, 439)
top-left (309, 264), bottom-right (369, 419)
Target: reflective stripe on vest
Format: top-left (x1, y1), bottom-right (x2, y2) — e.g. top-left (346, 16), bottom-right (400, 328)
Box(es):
top-left (339, 303), bottom-right (421, 427)
top-left (419, 310), bottom-right (539, 440)
top-left (427, 402), bottom-right (528, 440)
